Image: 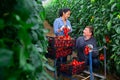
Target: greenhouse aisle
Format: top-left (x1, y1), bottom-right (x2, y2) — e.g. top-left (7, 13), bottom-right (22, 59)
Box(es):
top-left (43, 20), bottom-right (55, 37)
top-left (43, 20), bottom-right (120, 80)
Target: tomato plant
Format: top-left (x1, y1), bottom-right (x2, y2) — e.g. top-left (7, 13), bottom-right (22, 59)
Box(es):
top-left (44, 0), bottom-right (120, 77)
top-left (0, 0), bottom-right (53, 80)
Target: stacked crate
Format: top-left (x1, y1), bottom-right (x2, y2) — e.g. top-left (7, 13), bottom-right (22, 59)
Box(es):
top-left (46, 36), bottom-right (75, 59)
top-left (60, 59), bottom-right (85, 76)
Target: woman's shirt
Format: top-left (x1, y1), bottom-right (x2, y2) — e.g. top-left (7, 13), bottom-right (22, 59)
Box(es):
top-left (53, 17), bottom-right (72, 36)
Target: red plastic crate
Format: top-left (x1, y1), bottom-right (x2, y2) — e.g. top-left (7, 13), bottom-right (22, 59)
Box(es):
top-left (60, 60), bottom-right (85, 75)
top-left (46, 36), bottom-right (75, 59)
top-left (47, 47), bottom-right (72, 59)
top-left (47, 36), bottom-right (75, 48)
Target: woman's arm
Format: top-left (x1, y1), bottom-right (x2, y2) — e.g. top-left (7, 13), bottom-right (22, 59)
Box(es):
top-left (53, 19), bottom-right (61, 35)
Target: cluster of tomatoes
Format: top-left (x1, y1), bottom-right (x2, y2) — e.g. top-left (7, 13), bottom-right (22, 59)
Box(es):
top-left (55, 47), bottom-right (72, 58)
top-left (63, 27), bottom-right (70, 38)
top-left (60, 59), bottom-right (85, 75)
top-left (70, 59), bottom-right (85, 74)
top-left (55, 35), bottom-right (72, 40)
top-left (47, 28), bottom-right (75, 59)
top-left (48, 47), bottom-right (72, 59)
top-left (54, 37), bottom-right (75, 47)
top-left (84, 45), bottom-right (90, 55)
top-left (47, 27), bottom-right (75, 59)
top-left (70, 59), bottom-right (85, 66)
top-left (48, 35), bottom-right (75, 48)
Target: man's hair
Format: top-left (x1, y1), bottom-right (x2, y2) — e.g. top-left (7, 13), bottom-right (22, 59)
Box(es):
top-left (86, 26), bottom-right (94, 36)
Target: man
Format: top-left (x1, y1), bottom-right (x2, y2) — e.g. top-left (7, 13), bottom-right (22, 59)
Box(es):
top-left (76, 26), bottom-right (99, 69)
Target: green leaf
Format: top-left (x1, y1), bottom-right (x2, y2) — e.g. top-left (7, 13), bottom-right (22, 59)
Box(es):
top-left (19, 47), bottom-right (26, 67)
top-left (0, 19), bottom-right (4, 29)
top-left (31, 30), bottom-right (38, 41)
top-left (18, 27), bottom-right (31, 46)
top-left (91, 0), bottom-right (95, 3)
top-left (115, 39), bottom-right (119, 45)
top-left (0, 39), bottom-right (5, 48)
top-left (115, 27), bottom-right (120, 34)
top-left (29, 45), bottom-right (43, 72)
top-left (110, 54), bottom-right (115, 59)
top-left (23, 63), bottom-right (35, 72)
top-left (107, 21), bottom-right (111, 31)
top-left (116, 63), bottom-right (120, 74)
top-left (44, 63), bottom-right (55, 72)
top-left (103, 37), bottom-right (106, 43)
top-left (43, 29), bottom-right (49, 34)
top-left (40, 9), bottom-right (46, 21)
top-left (14, 14), bottom-right (21, 21)
top-left (112, 45), bottom-right (117, 51)
top-left (39, 71), bottom-right (54, 80)
top-left (0, 49), bottom-right (13, 67)
top-left (15, 0), bottom-right (34, 21)
top-left (111, 3), bottom-right (117, 12)
top-left (37, 42), bottom-right (43, 52)
top-left (108, 0), bottom-right (115, 5)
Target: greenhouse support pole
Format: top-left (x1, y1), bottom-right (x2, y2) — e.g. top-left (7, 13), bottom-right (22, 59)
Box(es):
top-left (89, 50), bottom-right (94, 80)
top-left (104, 46), bottom-right (107, 79)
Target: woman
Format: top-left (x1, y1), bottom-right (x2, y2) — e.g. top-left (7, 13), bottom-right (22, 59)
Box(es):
top-left (53, 8), bottom-right (72, 36)
top-left (53, 8), bottom-right (72, 63)
top-left (76, 26), bottom-right (99, 70)
top-left (53, 8), bottom-right (72, 76)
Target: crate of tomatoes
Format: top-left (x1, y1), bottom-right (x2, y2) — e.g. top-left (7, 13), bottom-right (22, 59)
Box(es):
top-left (59, 59), bottom-right (85, 75)
top-left (46, 36), bottom-right (75, 59)
top-left (47, 36), bottom-right (75, 48)
top-left (47, 47), bottom-right (72, 59)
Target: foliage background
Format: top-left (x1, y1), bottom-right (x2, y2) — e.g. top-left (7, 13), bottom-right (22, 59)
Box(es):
top-left (0, 0), bottom-right (120, 79)
top-left (0, 0), bottom-right (54, 80)
top-left (44, 0), bottom-right (120, 77)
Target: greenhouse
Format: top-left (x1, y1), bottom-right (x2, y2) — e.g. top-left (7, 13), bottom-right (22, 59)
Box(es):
top-left (0, 0), bottom-right (120, 80)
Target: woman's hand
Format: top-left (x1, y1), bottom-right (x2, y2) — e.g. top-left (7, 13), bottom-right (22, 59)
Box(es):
top-left (58, 29), bottom-right (62, 32)
top-left (60, 26), bottom-right (65, 31)
top-left (58, 26), bottom-right (65, 32)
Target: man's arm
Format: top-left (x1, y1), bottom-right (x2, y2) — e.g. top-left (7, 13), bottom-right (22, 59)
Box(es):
top-left (92, 39), bottom-right (99, 58)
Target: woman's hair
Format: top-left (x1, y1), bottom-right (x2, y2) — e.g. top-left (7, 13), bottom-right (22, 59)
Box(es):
top-left (86, 26), bottom-right (94, 36)
top-left (59, 8), bottom-right (70, 17)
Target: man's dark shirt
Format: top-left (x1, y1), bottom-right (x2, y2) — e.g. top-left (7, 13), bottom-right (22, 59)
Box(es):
top-left (76, 36), bottom-right (98, 61)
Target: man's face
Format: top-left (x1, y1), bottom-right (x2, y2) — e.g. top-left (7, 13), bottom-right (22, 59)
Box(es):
top-left (83, 27), bottom-right (92, 36)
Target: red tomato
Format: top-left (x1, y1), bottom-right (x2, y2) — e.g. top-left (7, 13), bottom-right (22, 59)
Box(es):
top-left (84, 46), bottom-right (90, 55)
top-left (99, 54), bottom-right (104, 61)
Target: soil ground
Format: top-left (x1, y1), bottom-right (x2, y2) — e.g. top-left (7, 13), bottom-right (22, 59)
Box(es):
top-left (43, 20), bottom-right (120, 80)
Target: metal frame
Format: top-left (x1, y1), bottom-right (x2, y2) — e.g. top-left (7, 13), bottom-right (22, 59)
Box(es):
top-left (54, 46), bottom-right (107, 80)
top-left (81, 46), bottom-right (107, 80)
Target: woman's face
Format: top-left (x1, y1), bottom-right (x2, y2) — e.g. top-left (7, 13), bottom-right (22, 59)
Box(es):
top-left (63, 11), bottom-right (71, 20)
top-left (83, 27), bottom-right (92, 36)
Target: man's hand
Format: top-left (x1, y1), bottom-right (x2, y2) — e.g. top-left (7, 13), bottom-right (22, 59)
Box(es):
top-left (84, 44), bottom-right (93, 55)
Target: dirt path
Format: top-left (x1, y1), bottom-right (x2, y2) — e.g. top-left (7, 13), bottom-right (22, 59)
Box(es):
top-left (43, 20), bottom-right (55, 37)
